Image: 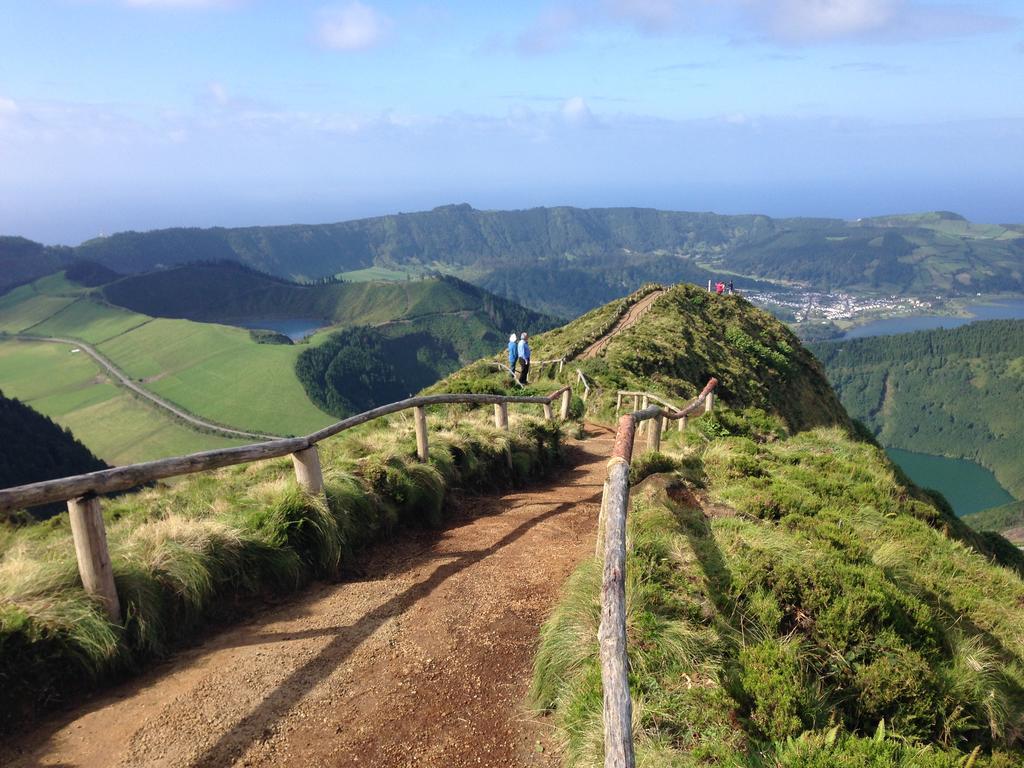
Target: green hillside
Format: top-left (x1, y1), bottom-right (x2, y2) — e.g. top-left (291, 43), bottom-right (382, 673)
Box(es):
top-left (0, 390), bottom-right (107, 521)
top-left (523, 288), bottom-right (1024, 766)
top-left (810, 320), bottom-right (1024, 498)
top-left (963, 502), bottom-right (1024, 546)
top-left (7, 205), bottom-right (1021, 317)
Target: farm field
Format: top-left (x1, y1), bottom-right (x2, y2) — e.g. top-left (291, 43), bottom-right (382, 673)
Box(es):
top-left (0, 274), bottom-right (334, 440)
top-left (96, 319), bottom-right (333, 436)
top-left (0, 340), bottom-right (246, 464)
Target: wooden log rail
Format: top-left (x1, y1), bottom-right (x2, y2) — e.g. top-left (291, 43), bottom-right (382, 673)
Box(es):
top-left (597, 378), bottom-right (718, 768)
top-left (0, 386), bottom-right (573, 622)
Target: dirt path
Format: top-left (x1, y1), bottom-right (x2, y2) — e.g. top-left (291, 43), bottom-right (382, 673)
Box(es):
top-left (578, 289), bottom-right (665, 360)
top-left (3, 427), bottom-right (614, 768)
top-left (13, 335), bottom-right (277, 441)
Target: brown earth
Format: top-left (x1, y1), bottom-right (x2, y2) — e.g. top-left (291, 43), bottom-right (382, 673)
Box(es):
top-left (2, 426), bottom-right (615, 768)
top-left (578, 289), bottom-right (665, 360)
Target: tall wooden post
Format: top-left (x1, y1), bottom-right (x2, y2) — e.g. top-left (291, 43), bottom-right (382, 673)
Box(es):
top-left (616, 393), bottom-right (622, 413)
top-left (632, 394), bottom-right (639, 411)
top-left (598, 457), bottom-right (636, 768)
top-left (543, 403), bottom-right (553, 421)
top-left (67, 495), bottom-right (121, 623)
top-left (705, 391), bottom-right (715, 414)
top-left (413, 406), bottom-right (429, 462)
top-left (560, 389), bottom-right (571, 420)
top-left (291, 445), bottom-right (324, 496)
top-left (679, 414), bottom-right (688, 432)
top-left (596, 479), bottom-right (610, 558)
top-left (494, 402), bottom-right (509, 430)
top-left (648, 415), bottom-right (662, 452)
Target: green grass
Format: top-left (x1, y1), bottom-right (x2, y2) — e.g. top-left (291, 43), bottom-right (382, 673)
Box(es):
top-left (95, 318), bottom-right (333, 435)
top-left (0, 409), bottom-right (563, 730)
top-left (0, 293), bottom-right (77, 333)
top-left (28, 298), bottom-right (151, 344)
top-left (534, 407), bottom-right (1024, 766)
top-left (0, 340), bottom-right (246, 464)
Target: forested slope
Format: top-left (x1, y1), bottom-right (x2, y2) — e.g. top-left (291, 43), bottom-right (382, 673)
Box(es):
top-left (811, 320), bottom-right (1024, 498)
top-left (0, 391), bottom-right (107, 519)
top-left (5, 206), bottom-right (1022, 317)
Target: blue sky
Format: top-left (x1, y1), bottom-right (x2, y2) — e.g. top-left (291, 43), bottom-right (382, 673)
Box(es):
top-left (1, 0), bottom-right (1022, 244)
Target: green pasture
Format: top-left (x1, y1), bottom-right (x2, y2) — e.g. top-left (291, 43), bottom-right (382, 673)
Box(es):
top-left (28, 298), bottom-right (151, 344)
top-left (97, 319), bottom-right (333, 435)
top-left (0, 341), bottom-right (245, 464)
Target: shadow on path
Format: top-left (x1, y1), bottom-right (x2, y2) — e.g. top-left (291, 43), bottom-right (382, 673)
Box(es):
top-left (189, 488), bottom-right (601, 768)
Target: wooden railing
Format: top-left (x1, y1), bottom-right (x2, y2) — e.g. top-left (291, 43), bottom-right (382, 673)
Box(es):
top-left (615, 388), bottom-right (714, 434)
top-left (0, 386), bottom-right (573, 623)
top-left (576, 368), bottom-right (592, 401)
top-left (597, 378), bottom-right (718, 768)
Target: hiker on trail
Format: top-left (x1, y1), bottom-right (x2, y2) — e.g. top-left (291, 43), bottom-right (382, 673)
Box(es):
top-left (728, 281), bottom-right (734, 295)
top-left (507, 333), bottom-right (518, 372)
top-left (715, 281), bottom-right (725, 295)
top-left (517, 332), bottom-right (531, 384)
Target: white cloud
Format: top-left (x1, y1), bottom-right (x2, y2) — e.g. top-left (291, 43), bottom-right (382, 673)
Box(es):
top-left (515, 0), bottom-right (1012, 51)
top-left (561, 96), bottom-right (596, 125)
top-left (0, 97), bottom-right (18, 114)
top-left (207, 81), bottom-right (230, 106)
top-left (767, 0), bottom-right (896, 41)
top-left (317, 2), bottom-right (391, 51)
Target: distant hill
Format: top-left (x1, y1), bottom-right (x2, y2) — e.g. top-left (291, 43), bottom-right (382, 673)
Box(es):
top-left (963, 501), bottom-right (1024, 546)
top-left (810, 319), bottom-right (1024, 498)
top-left (0, 390), bottom-right (107, 520)
top-left (5, 205), bottom-right (1021, 317)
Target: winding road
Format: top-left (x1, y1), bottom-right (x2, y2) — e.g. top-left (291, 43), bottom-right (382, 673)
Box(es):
top-left (14, 335), bottom-right (277, 441)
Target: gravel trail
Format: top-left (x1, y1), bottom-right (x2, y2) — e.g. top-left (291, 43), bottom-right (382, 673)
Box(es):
top-left (2, 427), bottom-right (614, 768)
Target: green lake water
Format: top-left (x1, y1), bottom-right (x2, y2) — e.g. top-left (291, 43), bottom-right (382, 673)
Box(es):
top-left (886, 448), bottom-right (1014, 516)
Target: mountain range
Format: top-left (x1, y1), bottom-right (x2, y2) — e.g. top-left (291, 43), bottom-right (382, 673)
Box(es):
top-left (4, 206), bottom-right (1022, 318)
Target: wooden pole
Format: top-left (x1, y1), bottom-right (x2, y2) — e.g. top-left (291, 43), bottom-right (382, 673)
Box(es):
top-left (494, 402), bottom-right (509, 430)
top-left (67, 495), bottom-right (121, 623)
top-left (616, 393), bottom-right (622, 413)
top-left (596, 479), bottom-right (609, 559)
top-left (679, 414), bottom-right (688, 432)
top-left (543, 403), bottom-right (553, 421)
top-left (291, 446), bottom-right (324, 496)
top-left (560, 389), bottom-right (571, 420)
top-left (632, 394), bottom-right (639, 411)
top-left (559, 359), bottom-right (564, 373)
top-left (413, 406), bottom-right (429, 462)
top-left (648, 414), bottom-right (662, 452)
top-left (599, 456), bottom-right (636, 768)
top-left (705, 391), bottom-right (714, 414)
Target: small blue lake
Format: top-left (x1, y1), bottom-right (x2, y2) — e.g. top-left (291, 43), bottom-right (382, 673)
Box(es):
top-left (886, 448), bottom-right (1014, 516)
top-left (231, 318), bottom-right (325, 341)
top-left (841, 299), bottom-right (1024, 340)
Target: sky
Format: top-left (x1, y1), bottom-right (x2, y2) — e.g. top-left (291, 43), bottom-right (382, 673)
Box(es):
top-left (0, 0), bottom-right (1022, 244)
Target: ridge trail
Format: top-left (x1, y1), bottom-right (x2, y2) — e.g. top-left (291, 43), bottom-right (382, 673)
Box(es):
top-left (2, 426), bottom-right (615, 768)
top-left (578, 289), bottom-right (665, 360)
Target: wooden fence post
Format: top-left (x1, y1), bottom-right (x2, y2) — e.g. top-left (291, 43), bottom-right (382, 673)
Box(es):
top-left (543, 402), bottom-right (553, 421)
top-left (598, 457), bottom-right (636, 768)
top-left (291, 445), bottom-right (324, 496)
top-left (413, 406), bottom-right (429, 462)
top-left (560, 389), bottom-right (571, 420)
top-left (632, 394), bottom-right (639, 411)
top-left (616, 393), bottom-right (622, 413)
top-left (679, 414), bottom-right (688, 432)
top-left (705, 391), bottom-right (714, 414)
top-left (494, 402), bottom-right (509, 430)
top-left (596, 479), bottom-right (610, 558)
top-left (67, 495), bottom-right (121, 623)
top-left (648, 415), bottom-right (662, 452)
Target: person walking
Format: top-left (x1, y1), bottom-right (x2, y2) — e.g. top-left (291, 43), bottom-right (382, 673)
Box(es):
top-left (507, 333), bottom-right (518, 374)
top-left (715, 281), bottom-right (725, 295)
top-left (516, 332), bottom-right (531, 384)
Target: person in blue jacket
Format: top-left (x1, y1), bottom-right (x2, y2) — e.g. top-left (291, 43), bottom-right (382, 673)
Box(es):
top-left (516, 332), bottom-right (531, 384)
top-left (507, 333), bottom-right (518, 373)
